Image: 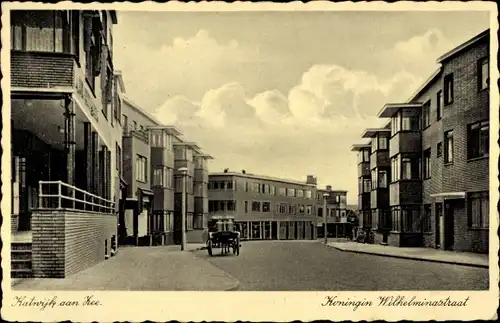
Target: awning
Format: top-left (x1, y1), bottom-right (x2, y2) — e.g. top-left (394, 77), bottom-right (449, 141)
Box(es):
top-left (430, 192), bottom-right (466, 200)
top-left (139, 188), bottom-right (154, 196)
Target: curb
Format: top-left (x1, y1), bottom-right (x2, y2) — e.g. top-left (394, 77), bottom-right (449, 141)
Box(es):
top-left (327, 244), bottom-right (489, 269)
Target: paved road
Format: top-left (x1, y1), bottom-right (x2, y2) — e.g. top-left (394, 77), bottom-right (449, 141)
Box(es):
top-left (193, 241), bottom-right (488, 291)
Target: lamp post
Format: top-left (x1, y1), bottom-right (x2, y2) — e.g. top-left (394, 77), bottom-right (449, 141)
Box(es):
top-left (323, 193), bottom-right (329, 245)
top-left (178, 167), bottom-right (188, 251)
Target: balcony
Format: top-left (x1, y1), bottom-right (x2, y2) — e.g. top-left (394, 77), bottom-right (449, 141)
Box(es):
top-left (370, 188), bottom-right (390, 209)
top-left (357, 193), bottom-right (371, 211)
top-left (194, 168), bottom-right (209, 183)
top-left (389, 181), bottom-right (422, 206)
top-left (11, 51), bottom-right (75, 90)
top-left (357, 162), bottom-right (370, 177)
top-left (370, 151), bottom-right (390, 169)
top-left (389, 132), bottom-right (422, 158)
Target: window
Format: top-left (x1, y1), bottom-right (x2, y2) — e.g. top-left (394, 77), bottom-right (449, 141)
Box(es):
top-left (271, 185), bottom-right (276, 196)
top-left (193, 214), bottom-right (203, 229)
top-left (115, 143), bottom-right (121, 175)
top-left (401, 206), bottom-right (421, 233)
top-left (252, 183), bottom-right (260, 193)
top-left (226, 201), bottom-right (236, 211)
top-left (371, 169), bottom-right (377, 190)
top-left (436, 90), bottom-right (442, 120)
top-left (153, 167), bottom-right (166, 187)
top-left (422, 100), bottom-right (431, 128)
top-left (244, 201), bottom-right (248, 213)
top-left (150, 130), bottom-right (163, 147)
top-left (391, 157), bottom-right (399, 182)
top-left (391, 207), bottom-right (401, 232)
top-left (194, 156), bottom-right (205, 169)
top-left (401, 156), bottom-right (421, 180)
top-left (262, 184), bottom-right (270, 194)
top-left (298, 205), bottom-right (305, 214)
top-left (371, 137), bottom-right (378, 151)
top-left (378, 136), bottom-right (388, 150)
top-left (401, 114), bottom-right (420, 131)
top-left (278, 187), bottom-right (286, 196)
top-left (297, 189), bottom-right (304, 197)
top-left (287, 188), bottom-right (296, 197)
top-left (122, 114), bottom-right (128, 132)
top-left (135, 155), bottom-right (147, 182)
top-left (468, 192), bottom-right (489, 229)
top-left (444, 74), bottom-right (454, 105)
top-left (423, 205), bottom-right (432, 233)
top-left (444, 130), bottom-right (454, 163)
top-left (305, 190), bottom-right (312, 199)
top-left (437, 142), bottom-right (443, 158)
top-left (423, 149), bottom-right (431, 179)
top-left (363, 179), bottom-right (371, 193)
top-left (11, 10), bottom-right (71, 53)
top-left (186, 213), bottom-right (193, 230)
top-left (245, 182), bottom-right (249, 192)
top-left (289, 204), bottom-right (296, 214)
top-left (261, 202), bottom-right (270, 212)
top-left (306, 205), bottom-right (313, 215)
top-left (378, 170), bottom-right (387, 188)
top-left (468, 121), bottom-right (489, 159)
top-left (252, 201), bottom-right (261, 212)
top-left (478, 57), bottom-right (489, 91)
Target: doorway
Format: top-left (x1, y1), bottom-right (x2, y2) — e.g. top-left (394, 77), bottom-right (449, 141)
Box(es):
top-left (271, 222), bottom-right (278, 240)
top-left (444, 201), bottom-right (454, 250)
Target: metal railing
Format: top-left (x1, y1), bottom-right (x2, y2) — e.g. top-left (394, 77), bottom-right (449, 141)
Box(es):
top-left (38, 181), bottom-right (115, 214)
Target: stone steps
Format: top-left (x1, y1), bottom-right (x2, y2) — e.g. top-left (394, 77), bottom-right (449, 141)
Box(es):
top-left (11, 243), bottom-right (33, 279)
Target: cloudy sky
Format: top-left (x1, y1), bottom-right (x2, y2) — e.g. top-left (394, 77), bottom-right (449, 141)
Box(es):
top-left (114, 10), bottom-right (489, 204)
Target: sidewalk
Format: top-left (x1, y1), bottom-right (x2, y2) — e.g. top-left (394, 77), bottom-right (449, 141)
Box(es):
top-left (327, 241), bottom-right (489, 268)
top-left (13, 246), bottom-right (239, 291)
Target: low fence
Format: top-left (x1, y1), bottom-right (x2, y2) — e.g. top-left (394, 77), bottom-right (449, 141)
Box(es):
top-left (38, 181), bottom-right (115, 214)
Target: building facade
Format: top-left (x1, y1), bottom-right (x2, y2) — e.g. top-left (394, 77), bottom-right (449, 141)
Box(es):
top-left (352, 29), bottom-right (490, 253)
top-left (208, 171), bottom-right (318, 240)
top-left (351, 144), bottom-right (372, 231)
top-left (10, 10), bottom-right (121, 277)
top-left (316, 186), bottom-right (349, 238)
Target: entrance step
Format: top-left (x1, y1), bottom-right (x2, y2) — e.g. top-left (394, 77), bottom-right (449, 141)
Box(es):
top-left (11, 242), bottom-right (33, 279)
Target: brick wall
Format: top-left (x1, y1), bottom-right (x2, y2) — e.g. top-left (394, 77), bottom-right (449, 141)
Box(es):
top-left (31, 209), bottom-right (118, 278)
top-left (11, 52), bottom-right (74, 88)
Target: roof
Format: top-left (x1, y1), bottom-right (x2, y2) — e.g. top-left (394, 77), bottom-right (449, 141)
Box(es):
top-left (405, 67), bottom-right (442, 103)
top-left (361, 128), bottom-right (392, 138)
top-left (350, 143), bottom-right (371, 152)
top-left (437, 29), bottom-right (489, 63)
top-left (173, 141), bottom-right (201, 150)
top-left (209, 172), bottom-right (316, 187)
top-left (317, 188), bottom-right (348, 193)
top-left (195, 153), bottom-right (214, 160)
top-left (377, 103), bottom-right (423, 118)
top-left (147, 125), bottom-right (183, 137)
top-left (122, 96), bottom-right (162, 126)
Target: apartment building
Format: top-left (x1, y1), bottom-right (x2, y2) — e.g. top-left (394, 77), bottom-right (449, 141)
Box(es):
top-left (350, 143), bottom-right (372, 230)
top-left (316, 186), bottom-right (349, 238)
top-left (352, 29), bottom-right (490, 253)
top-left (120, 97), bottom-right (187, 246)
top-left (173, 141), bottom-right (212, 244)
top-left (208, 171), bottom-right (318, 240)
top-left (10, 10), bottom-right (121, 278)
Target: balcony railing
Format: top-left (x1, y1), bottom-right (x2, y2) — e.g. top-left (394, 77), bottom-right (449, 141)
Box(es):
top-left (38, 181), bottom-right (115, 214)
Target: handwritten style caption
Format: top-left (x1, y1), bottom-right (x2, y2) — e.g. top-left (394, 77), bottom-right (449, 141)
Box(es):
top-left (11, 295), bottom-right (101, 311)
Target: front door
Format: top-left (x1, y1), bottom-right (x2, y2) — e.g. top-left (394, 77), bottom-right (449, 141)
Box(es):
top-left (444, 201), bottom-right (454, 250)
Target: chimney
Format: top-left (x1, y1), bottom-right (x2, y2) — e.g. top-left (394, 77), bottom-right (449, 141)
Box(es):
top-left (306, 175), bottom-right (317, 185)
top-left (326, 185), bottom-right (332, 191)
top-left (224, 168), bottom-right (229, 173)
top-left (242, 170), bottom-right (246, 174)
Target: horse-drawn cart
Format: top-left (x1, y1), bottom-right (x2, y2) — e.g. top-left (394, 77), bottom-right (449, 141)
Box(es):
top-left (206, 215), bottom-right (241, 256)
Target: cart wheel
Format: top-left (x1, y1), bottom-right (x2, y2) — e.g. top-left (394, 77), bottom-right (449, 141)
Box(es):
top-left (207, 240), bottom-right (213, 256)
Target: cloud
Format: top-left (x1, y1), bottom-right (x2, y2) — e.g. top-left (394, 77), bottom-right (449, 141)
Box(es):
top-left (115, 29), bottom-right (261, 110)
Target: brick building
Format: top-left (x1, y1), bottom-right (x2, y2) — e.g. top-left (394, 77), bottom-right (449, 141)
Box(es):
top-left (316, 186), bottom-right (349, 238)
top-left (208, 171), bottom-right (319, 240)
top-left (351, 29), bottom-right (490, 253)
top-left (10, 10), bottom-right (121, 277)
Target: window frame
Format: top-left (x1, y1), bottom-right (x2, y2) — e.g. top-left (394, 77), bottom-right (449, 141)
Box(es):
top-left (423, 148), bottom-right (432, 180)
top-left (444, 73), bottom-right (454, 105)
top-left (422, 99), bottom-right (431, 129)
top-left (468, 192), bottom-right (489, 229)
top-left (444, 130), bottom-right (454, 164)
top-left (478, 57), bottom-right (489, 92)
top-left (436, 90), bottom-right (442, 121)
top-left (467, 120), bottom-right (489, 160)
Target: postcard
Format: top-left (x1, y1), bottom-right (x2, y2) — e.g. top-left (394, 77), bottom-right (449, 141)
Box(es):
top-left (1, 1), bottom-right (498, 321)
